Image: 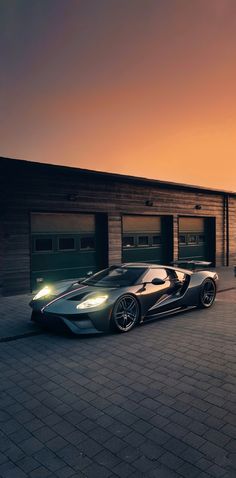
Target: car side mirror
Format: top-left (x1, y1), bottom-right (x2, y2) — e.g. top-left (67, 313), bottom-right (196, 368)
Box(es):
top-left (151, 277), bottom-right (165, 285)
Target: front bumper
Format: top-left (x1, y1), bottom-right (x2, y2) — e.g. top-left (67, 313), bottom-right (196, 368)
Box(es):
top-left (31, 309), bottom-right (109, 335)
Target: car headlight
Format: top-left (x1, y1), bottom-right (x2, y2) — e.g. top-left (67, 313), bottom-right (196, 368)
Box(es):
top-left (33, 286), bottom-right (51, 301)
top-left (76, 295), bottom-right (108, 309)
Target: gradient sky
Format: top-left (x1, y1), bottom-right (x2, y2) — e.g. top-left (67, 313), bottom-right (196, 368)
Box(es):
top-left (1, 0), bottom-right (236, 191)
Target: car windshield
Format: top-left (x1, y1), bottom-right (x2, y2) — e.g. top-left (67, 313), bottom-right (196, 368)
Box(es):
top-left (82, 266), bottom-right (146, 287)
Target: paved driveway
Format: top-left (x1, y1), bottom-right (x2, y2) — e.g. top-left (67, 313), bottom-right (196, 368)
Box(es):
top-left (0, 293), bottom-right (236, 477)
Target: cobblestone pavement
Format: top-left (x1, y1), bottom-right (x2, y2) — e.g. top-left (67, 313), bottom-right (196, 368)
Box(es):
top-left (0, 292), bottom-right (236, 477)
top-left (0, 294), bottom-right (40, 342)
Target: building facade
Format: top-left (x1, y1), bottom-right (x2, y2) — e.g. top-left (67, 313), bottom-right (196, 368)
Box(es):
top-left (1, 157), bottom-right (236, 296)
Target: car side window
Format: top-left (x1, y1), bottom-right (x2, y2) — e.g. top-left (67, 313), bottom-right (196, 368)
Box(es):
top-left (175, 271), bottom-right (186, 281)
top-left (166, 269), bottom-right (186, 282)
top-left (142, 268), bottom-right (168, 283)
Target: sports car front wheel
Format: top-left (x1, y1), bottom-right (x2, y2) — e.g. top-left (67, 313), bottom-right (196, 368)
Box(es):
top-left (110, 295), bottom-right (140, 333)
top-left (198, 279), bottom-right (216, 308)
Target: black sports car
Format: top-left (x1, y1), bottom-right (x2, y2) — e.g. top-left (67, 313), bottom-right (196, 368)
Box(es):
top-left (30, 262), bottom-right (218, 335)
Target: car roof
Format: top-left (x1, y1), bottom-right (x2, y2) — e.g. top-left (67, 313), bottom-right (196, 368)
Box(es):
top-left (122, 263), bottom-right (192, 274)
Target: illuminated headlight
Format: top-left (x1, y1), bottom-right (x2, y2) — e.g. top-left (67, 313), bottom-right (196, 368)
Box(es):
top-left (76, 295), bottom-right (108, 309)
top-left (33, 286), bottom-right (51, 301)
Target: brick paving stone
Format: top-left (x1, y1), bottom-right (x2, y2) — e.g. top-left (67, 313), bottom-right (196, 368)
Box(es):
top-left (186, 418), bottom-right (209, 436)
top-left (76, 437), bottom-right (103, 458)
top-left (132, 455), bottom-right (158, 473)
top-left (18, 436), bottom-right (45, 454)
top-left (83, 463), bottom-right (112, 478)
top-left (182, 431), bottom-right (207, 449)
top-left (0, 419), bottom-right (22, 436)
top-left (225, 440), bottom-right (236, 453)
top-left (169, 410), bottom-right (193, 428)
top-left (139, 439), bottom-right (164, 460)
top-left (159, 450), bottom-right (185, 470)
top-left (33, 447), bottom-right (64, 472)
top-left (207, 463), bottom-right (229, 477)
top-left (87, 425), bottom-right (113, 443)
top-left (0, 452), bottom-right (8, 466)
top-left (146, 426), bottom-right (170, 445)
top-left (46, 436), bottom-right (68, 452)
top-left (57, 445), bottom-right (92, 469)
top-left (181, 445), bottom-right (205, 465)
top-left (164, 437), bottom-right (188, 456)
top-left (131, 418), bottom-right (153, 434)
top-left (124, 430), bottom-right (147, 447)
top-left (66, 429), bottom-right (87, 446)
top-left (0, 461), bottom-right (28, 478)
top-left (54, 465), bottom-right (76, 478)
top-left (118, 444), bottom-right (142, 463)
top-left (29, 466), bottom-right (54, 478)
top-left (197, 456), bottom-right (215, 472)
top-left (94, 448), bottom-right (121, 467)
top-left (16, 456), bottom-right (40, 473)
top-left (193, 472), bottom-right (212, 478)
top-left (164, 421), bottom-right (188, 439)
top-left (200, 441), bottom-right (227, 460)
top-left (52, 420), bottom-right (77, 437)
top-left (104, 435), bottom-right (127, 454)
top-left (4, 443), bottom-right (25, 462)
top-left (177, 461), bottom-right (202, 477)
top-left (69, 473), bottom-right (87, 478)
top-left (204, 415), bottom-right (226, 431)
top-left (204, 429), bottom-right (231, 447)
top-left (76, 418), bottom-right (96, 433)
top-left (149, 465), bottom-right (181, 477)
top-left (33, 425), bottom-right (57, 443)
top-left (115, 409), bottom-right (139, 425)
top-left (221, 424), bottom-right (236, 439)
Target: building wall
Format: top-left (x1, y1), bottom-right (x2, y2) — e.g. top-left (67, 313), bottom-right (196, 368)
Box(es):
top-left (229, 196), bottom-right (236, 265)
top-left (1, 158), bottom-right (235, 295)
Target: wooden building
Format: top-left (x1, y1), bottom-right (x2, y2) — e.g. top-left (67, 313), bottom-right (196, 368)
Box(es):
top-left (1, 157), bottom-right (236, 296)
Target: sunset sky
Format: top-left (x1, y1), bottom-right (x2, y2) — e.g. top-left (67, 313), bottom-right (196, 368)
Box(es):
top-left (1, 0), bottom-right (236, 191)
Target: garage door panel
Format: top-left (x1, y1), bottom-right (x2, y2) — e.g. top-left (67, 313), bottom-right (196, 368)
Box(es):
top-left (31, 213), bottom-right (107, 290)
top-left (122, 215), bottom-right (163, 264)
top-left (123, 246), bottom-right (162, 264)
top-left (178, 217), bottom-right (215, 263)
top-left (31, 213), bottom-right (95, 232)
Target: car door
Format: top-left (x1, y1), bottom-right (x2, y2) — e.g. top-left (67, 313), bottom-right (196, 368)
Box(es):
top-left (136, 268), bottom-right (171, 318)
top-left (141, 268), bottom-right (186, 319)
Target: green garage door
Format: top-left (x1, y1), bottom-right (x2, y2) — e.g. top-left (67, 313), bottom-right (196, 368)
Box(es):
top-left (122, 215), bottom-right (163, 264)
top-left (31, 213), bottom-right (107, 290)
top-left (179, 217), bottom-right (215, 263)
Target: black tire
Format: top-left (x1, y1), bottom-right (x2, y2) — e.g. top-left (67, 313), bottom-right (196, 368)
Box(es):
top-left (110, 294), bottom-right (140, 333)
top-left (198, 279), bottom-right (216, 309)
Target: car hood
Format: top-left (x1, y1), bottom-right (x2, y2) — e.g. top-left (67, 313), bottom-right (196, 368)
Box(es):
top-left (39, 283), bottom-right (124, 316)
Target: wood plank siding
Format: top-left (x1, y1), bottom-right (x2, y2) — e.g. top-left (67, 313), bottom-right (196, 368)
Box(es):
top-left (1, 157), bottom-right (236, 295)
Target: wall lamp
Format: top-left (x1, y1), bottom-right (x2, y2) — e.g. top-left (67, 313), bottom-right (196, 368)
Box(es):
top-left (195, 204), bottom-right (202, 210)
top-left (145, 200), bottom-right (154, 207)
top-left (67, 194), bottom-right (79, 201)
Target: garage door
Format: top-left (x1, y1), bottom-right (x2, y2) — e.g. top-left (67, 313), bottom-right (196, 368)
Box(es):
top-left (122, 215), bottom-right (164, 264)
top-left (178, 217), bottom-right (214, 263)
top-left (31, 213), bottom-right (107, 290)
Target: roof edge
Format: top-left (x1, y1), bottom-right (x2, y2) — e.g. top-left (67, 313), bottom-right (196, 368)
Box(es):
top-left (1, 155), bottom-right (236, 196)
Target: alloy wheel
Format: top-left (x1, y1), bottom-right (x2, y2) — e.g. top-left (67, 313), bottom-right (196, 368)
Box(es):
top-left (112, 295), bottom-right (139, 332)
top-left (199, 279), bottom-right (216, 308)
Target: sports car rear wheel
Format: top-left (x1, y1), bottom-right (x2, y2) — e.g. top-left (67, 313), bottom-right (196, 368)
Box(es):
top-left (110, 295), bottom-right (139, 333)
top-left (198, 279), bottom-right (216, 308)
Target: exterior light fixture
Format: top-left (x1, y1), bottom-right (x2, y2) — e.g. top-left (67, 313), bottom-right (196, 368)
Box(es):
top-left (145, 200), bottom-right (153, 207)
top-left (195, 204), bottom-right (202, 210)
top-left (67, 194), bottom-right (78, 201)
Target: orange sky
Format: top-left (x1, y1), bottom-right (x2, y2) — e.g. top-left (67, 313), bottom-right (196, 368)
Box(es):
top-left (1, 0), bottom-right (236, 191)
